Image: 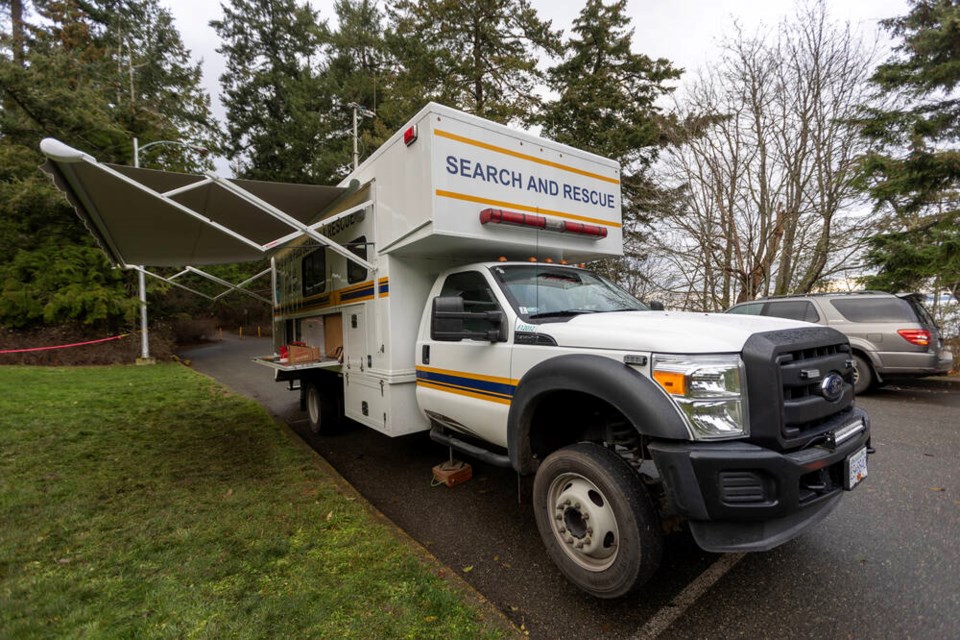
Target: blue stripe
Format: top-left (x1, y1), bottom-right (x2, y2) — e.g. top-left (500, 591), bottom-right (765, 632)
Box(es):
top-left (379, 283), bottom-right (390, 294)
top-left (341, 285), bottom-right (375, 301)
top-left (416, 370), bottom-right (516, 398)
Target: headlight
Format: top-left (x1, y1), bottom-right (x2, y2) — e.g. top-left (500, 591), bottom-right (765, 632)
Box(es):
top-left (651, 354), bottom-right (749, 440)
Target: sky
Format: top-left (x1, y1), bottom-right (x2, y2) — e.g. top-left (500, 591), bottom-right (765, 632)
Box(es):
top-left (160, 0), bottom-right (911, 171)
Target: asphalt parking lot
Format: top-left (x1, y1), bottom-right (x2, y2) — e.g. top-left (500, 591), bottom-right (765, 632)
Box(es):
top-left (182, 336), bottom-right (960, 639)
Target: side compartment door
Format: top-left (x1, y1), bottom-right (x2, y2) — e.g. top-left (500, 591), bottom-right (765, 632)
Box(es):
top-left (416, 270), bottom-right (513, 448)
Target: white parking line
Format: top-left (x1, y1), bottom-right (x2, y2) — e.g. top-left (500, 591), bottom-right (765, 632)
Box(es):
top-left (631, 552), bottom-right (746, 640)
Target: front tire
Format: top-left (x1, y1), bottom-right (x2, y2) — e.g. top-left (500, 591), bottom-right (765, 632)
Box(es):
top-left (305, 380), bottom-right (341, 435)
top-left (533, 443), bottom-right (663, 598)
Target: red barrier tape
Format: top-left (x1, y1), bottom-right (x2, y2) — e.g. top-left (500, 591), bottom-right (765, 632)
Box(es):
top-left (0, 333), bottom-right (129, 354)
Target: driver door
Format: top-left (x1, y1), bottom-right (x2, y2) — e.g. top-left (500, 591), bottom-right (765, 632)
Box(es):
top-left (416, 269), bottom-right (514, 448)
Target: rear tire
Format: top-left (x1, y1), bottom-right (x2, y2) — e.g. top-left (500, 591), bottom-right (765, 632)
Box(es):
top-left (305, 380), bottom-right (341, 435)
top-left (533, 443), bottom-right (662, 598)
top-left (852, 354), bottom-right (874, 395)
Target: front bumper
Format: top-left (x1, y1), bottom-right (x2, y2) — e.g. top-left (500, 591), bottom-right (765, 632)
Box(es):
top-left (648, 407), bottom-right (870, 552)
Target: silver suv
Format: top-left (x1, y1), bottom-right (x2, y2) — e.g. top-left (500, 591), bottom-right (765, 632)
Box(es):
top-left (727, 292), bottom-right (953, 393)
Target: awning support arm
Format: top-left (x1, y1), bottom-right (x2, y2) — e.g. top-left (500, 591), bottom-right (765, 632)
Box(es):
top-left (206, 173), bottom-right (375, 271)
top-left (264, 199), bottom-right (373, 250)
top-left (130, 266), bottom-right (272, 304)
top-left (132, 266), bottom-right (217, 301)
top-left (161, 176), bottom-right (214, 198)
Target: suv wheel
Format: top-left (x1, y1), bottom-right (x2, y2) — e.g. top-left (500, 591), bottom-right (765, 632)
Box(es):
top-left (852, 354), bottom-right (874, 395)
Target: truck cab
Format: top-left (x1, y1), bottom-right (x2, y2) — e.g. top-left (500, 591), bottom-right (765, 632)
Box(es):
top-left (416, 260), bottom-right (869, 597)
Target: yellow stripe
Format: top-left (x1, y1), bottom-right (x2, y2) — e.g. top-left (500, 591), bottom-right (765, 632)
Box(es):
top-left (417, 380), bottom-right (512, 405)
top-left (435, 128), bottom-right (619, 186)
top-left (416, 365), bottom-right (518, 387)
top-left (436, 190), bottom-right (622, 229)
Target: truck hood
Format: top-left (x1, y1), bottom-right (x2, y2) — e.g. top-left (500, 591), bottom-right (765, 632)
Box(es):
top-left (535, 311), bottom-right (812, 354)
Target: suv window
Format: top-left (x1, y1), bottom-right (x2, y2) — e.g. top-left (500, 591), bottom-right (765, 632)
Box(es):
top-left (903, 296), bottom-right (937, 329)
top-left (830, 298), bottom-right (916, 323)
top-left (728, 302), bottom-right (763, 316)
top-left (765, 300), bottom-right (820, 323)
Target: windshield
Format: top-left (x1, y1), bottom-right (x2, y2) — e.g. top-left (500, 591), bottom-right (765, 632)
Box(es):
top-left (491, 265), bottom-right (648, 321)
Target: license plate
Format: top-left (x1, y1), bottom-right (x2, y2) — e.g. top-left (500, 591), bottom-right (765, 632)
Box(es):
top-left (844, 447), bottom-right (868, 490)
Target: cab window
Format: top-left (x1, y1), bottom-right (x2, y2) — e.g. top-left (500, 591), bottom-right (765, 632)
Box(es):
top-left (439, 271), bottom-right (501, 333)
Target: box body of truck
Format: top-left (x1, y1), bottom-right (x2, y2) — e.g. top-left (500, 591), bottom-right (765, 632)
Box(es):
top-left (262, 103), bottom-right (624, 438)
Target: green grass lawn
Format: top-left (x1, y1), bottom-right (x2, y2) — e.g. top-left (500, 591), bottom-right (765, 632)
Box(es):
top-left (0, 365), bottom-right (508, 639)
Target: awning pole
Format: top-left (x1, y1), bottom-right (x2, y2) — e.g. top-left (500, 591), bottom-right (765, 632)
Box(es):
top-left (138, 266), bottom-right (154, 364)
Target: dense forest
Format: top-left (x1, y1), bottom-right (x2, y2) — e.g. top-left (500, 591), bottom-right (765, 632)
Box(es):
top-left (0, 0), bottom-right (957, 342)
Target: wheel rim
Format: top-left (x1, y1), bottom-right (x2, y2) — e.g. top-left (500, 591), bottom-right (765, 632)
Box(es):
top-left (307, 386), bottom-right (320, 428)
top-left (546, 472), bottom-right (620, 572)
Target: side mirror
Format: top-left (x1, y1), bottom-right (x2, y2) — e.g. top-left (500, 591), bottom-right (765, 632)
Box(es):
top-left (431, 296), bottom-right (504, 342)
top-left (649, 300), bottom-right (665, 311)
top-left (431, 296), bottom-right (465, 340)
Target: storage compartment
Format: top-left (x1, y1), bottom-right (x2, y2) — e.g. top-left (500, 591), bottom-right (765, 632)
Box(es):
top-left (343, 376), bottom-right (428, 436)
top-left (342, 307), bottom-right (366, 371)
top-left (344, 374), bottom-right (388, 433)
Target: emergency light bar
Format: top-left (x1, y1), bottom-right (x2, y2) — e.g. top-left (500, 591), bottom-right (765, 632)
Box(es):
top-left (478, 208), bottom-right (607, 239)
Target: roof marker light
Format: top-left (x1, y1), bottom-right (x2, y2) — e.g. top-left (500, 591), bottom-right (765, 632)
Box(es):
top-left (560, 220), bottom-right (607, 238)
top-left (478, 208), bottom-right (607, 240)
top-left (479, 208), bottom-right (547, 229)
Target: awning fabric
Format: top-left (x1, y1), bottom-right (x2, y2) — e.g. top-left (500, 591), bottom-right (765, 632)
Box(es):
top-left (40, 139), bottom-right (349, 267)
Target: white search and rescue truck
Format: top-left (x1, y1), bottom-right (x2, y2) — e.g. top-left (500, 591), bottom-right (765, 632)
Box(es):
top-left (40, 103), bottom-right (871, 598)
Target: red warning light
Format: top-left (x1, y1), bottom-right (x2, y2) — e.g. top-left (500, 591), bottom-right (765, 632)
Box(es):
top-left (403, 125), bottom-right (418, 146)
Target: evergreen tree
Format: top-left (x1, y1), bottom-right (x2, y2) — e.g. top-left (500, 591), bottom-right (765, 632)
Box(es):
top-left (212, 0), bottom-right (328, 182)
top-left (316, 0), bottom-right (395, 181)
top-left (538, 0), bottom-right (682, 288)
top-left (0, 0), bottom-right (218, 329)
top-left (385, 0), bottom-right (561, 124)
top-left (858, 0), bottom-right (960, 298)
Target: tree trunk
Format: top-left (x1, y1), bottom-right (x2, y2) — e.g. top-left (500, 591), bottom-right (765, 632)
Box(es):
top-left (11, 0), bottom-right (25, 67)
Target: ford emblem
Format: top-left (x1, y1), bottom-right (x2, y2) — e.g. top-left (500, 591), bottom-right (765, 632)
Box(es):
top-left (820, 373), bottom-right (845, 402)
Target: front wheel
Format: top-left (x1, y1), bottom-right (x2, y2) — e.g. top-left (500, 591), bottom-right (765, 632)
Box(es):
top-left (533, 443), bottom-right (663, 598)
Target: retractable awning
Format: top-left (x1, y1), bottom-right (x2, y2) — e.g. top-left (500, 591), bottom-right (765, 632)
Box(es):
top-left (39, 138), bottom-right (372, 269)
